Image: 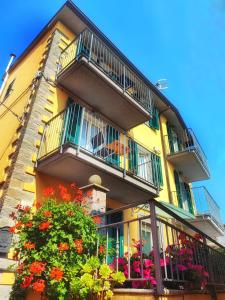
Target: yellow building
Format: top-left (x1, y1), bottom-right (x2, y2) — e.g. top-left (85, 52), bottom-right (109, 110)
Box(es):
top-left (0, 1), bottom-right (225, 299)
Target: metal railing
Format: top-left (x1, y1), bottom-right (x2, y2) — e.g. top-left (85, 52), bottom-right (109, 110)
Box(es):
top-left (171, 186), bottom-right (224, 229)
top-left (38, 103), bottom-right (160, 188)
top-left (192, 186), bottom-right (224, 230)
top-left (58, 29), bottom-right (153, 114)
top-left (164, 128), bottom-right (209, 174)
top-left (96, 199), bottom-right (225, 294)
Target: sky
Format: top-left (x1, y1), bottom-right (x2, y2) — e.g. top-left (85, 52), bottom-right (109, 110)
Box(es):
top-left (1, 0), bottom-right (225, 220)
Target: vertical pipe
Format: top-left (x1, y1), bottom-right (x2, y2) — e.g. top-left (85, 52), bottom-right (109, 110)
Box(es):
top-left (0, 54), bottom-right (16, 97)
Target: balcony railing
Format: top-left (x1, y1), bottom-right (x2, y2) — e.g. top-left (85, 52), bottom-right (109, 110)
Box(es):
top-left (58, 29), bottom-right (153, 114)
top-left (192, 186), bottom-right (224, 230)
top-left (38, 103), bottom-right (160, 188)
top-left (164, 128), bottom-right (209, 176)
top-left (96, 198), bottom-right (225, 294)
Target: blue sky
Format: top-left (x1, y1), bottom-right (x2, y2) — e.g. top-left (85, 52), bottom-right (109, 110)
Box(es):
top-left (1, 0), bottom-right (225, 220)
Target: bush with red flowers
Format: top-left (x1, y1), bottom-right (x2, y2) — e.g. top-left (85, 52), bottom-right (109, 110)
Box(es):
top-left (9, 184), bottom-right (105, 300)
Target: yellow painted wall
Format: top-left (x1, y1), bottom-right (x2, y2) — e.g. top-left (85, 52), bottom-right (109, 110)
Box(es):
top-left (0, 21), bottom-right (75, 196)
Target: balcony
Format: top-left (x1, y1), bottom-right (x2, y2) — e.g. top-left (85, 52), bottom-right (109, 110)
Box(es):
top-left (171, 186), bottom-right (224, 238)
top-left (96, 199), bottom-right (225, 294)
top-left (37, 103), bottom-right (160, 203)
top-left (189, 187), bottom-right (224, 238)
top-left (57, 29), bottom-right (153, 130)
top-left (164, 129), bottom-right (210, 182)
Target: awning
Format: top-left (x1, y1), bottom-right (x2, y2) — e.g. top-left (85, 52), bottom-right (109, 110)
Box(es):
top-left (156, 201), bottom-right (195, 220)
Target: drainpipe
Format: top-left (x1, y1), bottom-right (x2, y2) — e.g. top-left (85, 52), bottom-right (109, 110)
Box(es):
top-left (0, 53), bottom-right (16, 97)
top-left (159, 107), bottom-right (173, 205)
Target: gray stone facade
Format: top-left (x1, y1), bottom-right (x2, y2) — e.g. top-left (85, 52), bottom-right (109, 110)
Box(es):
top-left (0, 29), bottom-right (64, 228)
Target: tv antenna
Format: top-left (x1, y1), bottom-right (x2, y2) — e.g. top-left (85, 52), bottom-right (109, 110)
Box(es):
top-left (155, 79), bottom-right (168, 90)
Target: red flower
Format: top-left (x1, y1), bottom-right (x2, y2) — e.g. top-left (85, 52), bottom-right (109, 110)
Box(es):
top-left (75, 189), bottom-right (83, 203)
top-left (92, 216), bottom-right (101, 224)
top-left (15, 221), bottom-right (23, 229)
top-left (24, 242), bottom-right (35, 250)
top-left (86, 190), bottom-right (93, 198)
top-left (23, 206), bottom-right (31, 213)
top-left (9, 211), bottom-right (17, 220)
top-left (43, 187), bottom-right (55, 197)
top-left (16, 263), bottom-right (24, 274)
top-left (25, 221), bottom-right (33, 228)
top-left (39, 221), bottom-right (51, 231)
top-left (8, 226), bottom-right (16, 233)
top-left (58, 243), bottom-right (69, 251)
top-left (74, 239), bottom-right (83, 254)
top-left (29, 262), bottom-right (46, 275)
top-left (99, 245), bottom-right (105, 254)
top-left (20, 276), bottom-right (33, 289)
top-left (59, 184), bottom-right (72, 202)
top-left (43, 210), bottom-right (52, 218)
top-left (32, 279), bottom-right (45, 293)
top-left (50, 267), bottom-right (64, 281)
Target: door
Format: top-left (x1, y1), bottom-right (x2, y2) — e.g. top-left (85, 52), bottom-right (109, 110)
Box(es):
top-left (107, 210), bottom-right (124, 262)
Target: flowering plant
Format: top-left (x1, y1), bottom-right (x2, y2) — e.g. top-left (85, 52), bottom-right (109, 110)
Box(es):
top-left (9, 184), bottom-right (105, 300)
top-left (110, 239), bottom-right (157, 289)
top-left (163, 232), bottom-right (209, 289)
top-left (70, 256), bottom-right (125, 299)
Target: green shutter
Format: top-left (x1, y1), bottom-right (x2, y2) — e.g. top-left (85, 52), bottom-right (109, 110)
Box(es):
top-left (166, 122), bottom-right (175, 154)
top-left (174, 170), bottom-right (183, 209)
top-left (152, 154), bottom-right (163, 187)
top-left (107, 211), bottom-right (124, 262)
top-left (106, 125), bottom-right (120, 167)
top-left (149, 107), bottom-right (159, 130)
top-left (64, 98), bottom-right (83, 145)
top-left (128, 139), bottom-right (138, 175)
top-left (184, 183), bottom-right (194, 214)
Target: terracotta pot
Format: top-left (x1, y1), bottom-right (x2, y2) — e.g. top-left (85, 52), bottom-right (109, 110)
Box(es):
top-left (26, 289), bottom-right (48, 300)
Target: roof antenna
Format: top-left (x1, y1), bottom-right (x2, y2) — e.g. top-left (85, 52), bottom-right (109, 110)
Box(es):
top-left (155, 79), bottom-right (168, 90)
top-left (0, 53), bottom-right (16, 97)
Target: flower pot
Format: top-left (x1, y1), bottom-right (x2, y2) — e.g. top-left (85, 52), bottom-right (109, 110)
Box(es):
top-left (26, 289), bottom-right (48, 300)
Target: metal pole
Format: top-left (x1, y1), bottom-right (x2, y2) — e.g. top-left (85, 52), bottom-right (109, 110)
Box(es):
top-left (0, 54), bottom-right (16, 97)
top-left (89, 33), bottom-right (94, 62)
top-left (149, 200), bottom-right (164, 295)
top-left (77, 106), bottom-right (85, 155)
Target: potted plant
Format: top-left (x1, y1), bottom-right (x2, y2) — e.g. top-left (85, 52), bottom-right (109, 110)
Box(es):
top-left (9, 183), bottom-right (110, 300)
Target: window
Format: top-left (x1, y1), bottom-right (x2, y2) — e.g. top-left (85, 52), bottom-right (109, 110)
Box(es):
top-left (138, 152), bottom-right (152, 182)
top-left (166, 122), bottom-right (182, 154)
top-left (3, 79), bottom-right (15, 101)
top-left (174, 171), bottom-right (194, 214)
top-left (141, 221), bottom-right (152, 255)
top-left (151, 153), bottom-right (163, 186)
top-left (149, 107), bottom-right (159, 130)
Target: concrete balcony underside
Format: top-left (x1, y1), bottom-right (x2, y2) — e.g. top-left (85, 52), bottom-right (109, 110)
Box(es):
top-left (167, 150), bottom-right (210, 182)
top-left (57, 56), bottom-right (150, 130)
top-left (188, 214), bottom-right (224, 239)
top-left (37, 144), bottom-right (158, 204)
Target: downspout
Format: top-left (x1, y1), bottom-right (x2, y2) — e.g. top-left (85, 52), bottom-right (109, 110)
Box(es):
top-left (0, 54), bottom-right (16, 97)
top-left (159, 107), bottom-right (173, 205)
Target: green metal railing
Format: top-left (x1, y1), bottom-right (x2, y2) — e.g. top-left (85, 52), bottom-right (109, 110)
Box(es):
top-left (38, 103), bottom-right (161, 189)
top-left (164, 128), bottom-right (209, 176)
top-left (58, 29), bottom-right (153, 114)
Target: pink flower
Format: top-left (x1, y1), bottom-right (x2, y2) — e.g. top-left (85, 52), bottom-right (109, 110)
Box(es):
top-left (150, 278), bottom-right (157, 285)
top-left (143, 268), bottom-right (151, 278)
top-left (133, 260), bottom-right (141, 273)
top-left (144, 259), bottom-right (153, 268)
top-left (177, 264), bottom-right (187, 271)
top-left (203, 271), bottom-right (209, 277)
top-left (160, 257), bottom-right (170, 266)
